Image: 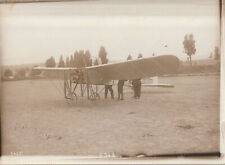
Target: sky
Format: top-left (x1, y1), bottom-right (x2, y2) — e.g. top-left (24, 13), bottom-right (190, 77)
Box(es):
top-left (0, 0), bottom-right (220, 65)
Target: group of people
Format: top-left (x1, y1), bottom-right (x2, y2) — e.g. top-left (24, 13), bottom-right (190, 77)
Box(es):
top-left (105, 53), bottom-right (143, 100)
top-left (104, 79), bottom-right (141, 100)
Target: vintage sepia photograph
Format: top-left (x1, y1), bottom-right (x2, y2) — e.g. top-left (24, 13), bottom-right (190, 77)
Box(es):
top-left (0, 0), bottom-right (222, 162)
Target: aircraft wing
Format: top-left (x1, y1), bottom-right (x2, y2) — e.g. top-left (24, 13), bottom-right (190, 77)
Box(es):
top-left (33, 67), bottom-right (77, 71)
top-left (141, 84), bottom-right (174, 88)
top-left (125, 84), bottom-right (174, 88)
top-left (34, 55), bottom-right (180, 84)
top-left (85, 55), bottom-right (180, 84)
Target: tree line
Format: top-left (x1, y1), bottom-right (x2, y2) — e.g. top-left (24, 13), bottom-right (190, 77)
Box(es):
top-left (45, 46), bottom-right (108, 68)
top-left (183, 33), bottom-right (220, 66)
top-left (2, 35), bottom-right (221, 81)
top-left (45, 35), bottom-right (220, 68)
top-left (2, 67), bottom-right (41, 80)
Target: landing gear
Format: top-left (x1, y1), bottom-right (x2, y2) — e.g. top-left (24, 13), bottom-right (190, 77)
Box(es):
top-left (63, 70), bottom-right (101, 102)
top-left (88, 86), bottom-right (100, 101)
top-left (64, 79), bottom-right (78, 102)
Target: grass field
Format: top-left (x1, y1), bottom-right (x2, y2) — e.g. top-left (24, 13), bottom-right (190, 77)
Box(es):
top-left (1, 75), bottom-right (220, 157)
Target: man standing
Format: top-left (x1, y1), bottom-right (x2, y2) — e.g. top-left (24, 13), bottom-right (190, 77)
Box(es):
top-left (98, 46), bottom-right (114, 99)
top-left (118, 80), bottom-right (125, 100)
top-left (105, 80), bottom-right (114, 99)
top-left (132, 79), bottom-right (137, 98)
top-left (132, 53), bottom-right (143, 99)
top-left (136, 79), bottom-right (141, 99)
top-left (132, 79), bottom-right (137, 99)
top-left (132, 79), bottom-right (141, 99)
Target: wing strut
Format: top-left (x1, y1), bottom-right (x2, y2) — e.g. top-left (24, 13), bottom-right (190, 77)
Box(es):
top-left (86, 70), bottom-right (89, 100)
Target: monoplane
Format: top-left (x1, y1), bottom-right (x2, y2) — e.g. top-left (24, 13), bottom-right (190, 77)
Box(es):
top-left (34, 55), bottom-right (180, 101)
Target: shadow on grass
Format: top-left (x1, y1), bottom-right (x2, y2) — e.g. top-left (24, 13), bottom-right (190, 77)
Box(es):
top-left (63, 98), bottom-right (119, 109)
top-left (141, 91), bottom-right (173, 94)
top-left (41, 90), bottom-right (172, 109)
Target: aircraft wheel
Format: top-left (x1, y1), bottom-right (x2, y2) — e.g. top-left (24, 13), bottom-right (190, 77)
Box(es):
top-left (71, 93), bottom-right (78, 102)
top-left (89, 92), bottom-right (100, 101)
top-left (65, 92), bottom-right (77, 102)
top-left (89, 94), bottom-right (96, 101)
top-left (94, 93), bottom-right (100, 100)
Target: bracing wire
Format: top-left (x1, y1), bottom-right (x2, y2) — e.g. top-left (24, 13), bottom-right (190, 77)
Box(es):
top-left (46, 71), bottom-right (64, 98)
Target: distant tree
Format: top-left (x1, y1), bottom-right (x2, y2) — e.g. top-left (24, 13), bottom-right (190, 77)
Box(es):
top-left (127, 54), bottom-right (132, 60)
top-left (45, 56), bottom-right (56, 67)
top-left (214, 46), bottom-right (220, 60)
top-left (31, 66), bottom-right (41, 76)
top-left (70, 55), bottom-right (74, 67)
top-left (77, 50), bottom-right (85, 68)
top-left (74, 51), bottom-right (79, 67)
top-left (183, 34), bottom-right (196, 66)
top-left (65, 57), bottom-right (70, 67)
top-left (25, 67), bottom-right (29, 73)
top-left (73, 50), bottom-right (93, 67)
top-left (98, 46), bottom-right (108, 64)
top-left (84, 50), bottom-right (92, 66)
top-left (138, 53), bottom-right (143, 58)
top-left (209, 52), bottom-right (213, 59)
top-left (58, 55), bottom-right (65, 67)
top-left (45, 58), bottom-right (49, 67)
top-left (94, 58), bottom-right (99, 65)
top-left (19, 68), bottom-right (26, 77)
top-left (4, 68), bottom-right (13, 77)
top-left (15, 68), bottom-right (26, 79)
top-left (51, 56), bottom-right (56, 67)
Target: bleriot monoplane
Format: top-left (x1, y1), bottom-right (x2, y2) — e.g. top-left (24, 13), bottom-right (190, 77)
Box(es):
top-left (34, 55), bottom-right (180, 101)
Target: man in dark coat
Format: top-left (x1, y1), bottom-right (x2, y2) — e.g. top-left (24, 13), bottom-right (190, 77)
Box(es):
top-left (136, 79), bottom-right (142, 99)
top-left (118, 80), bottom-right (125, 100)
top-left (132, 79), bottom-right (141, 99)
top-left (105, 80), bottom-right (114, 99)
top-left (133, 53), bottom-right (143, 99)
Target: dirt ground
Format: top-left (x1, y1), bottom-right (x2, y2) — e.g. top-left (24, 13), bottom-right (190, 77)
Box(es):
top-left (1, 75), bottom-right (220, 156)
